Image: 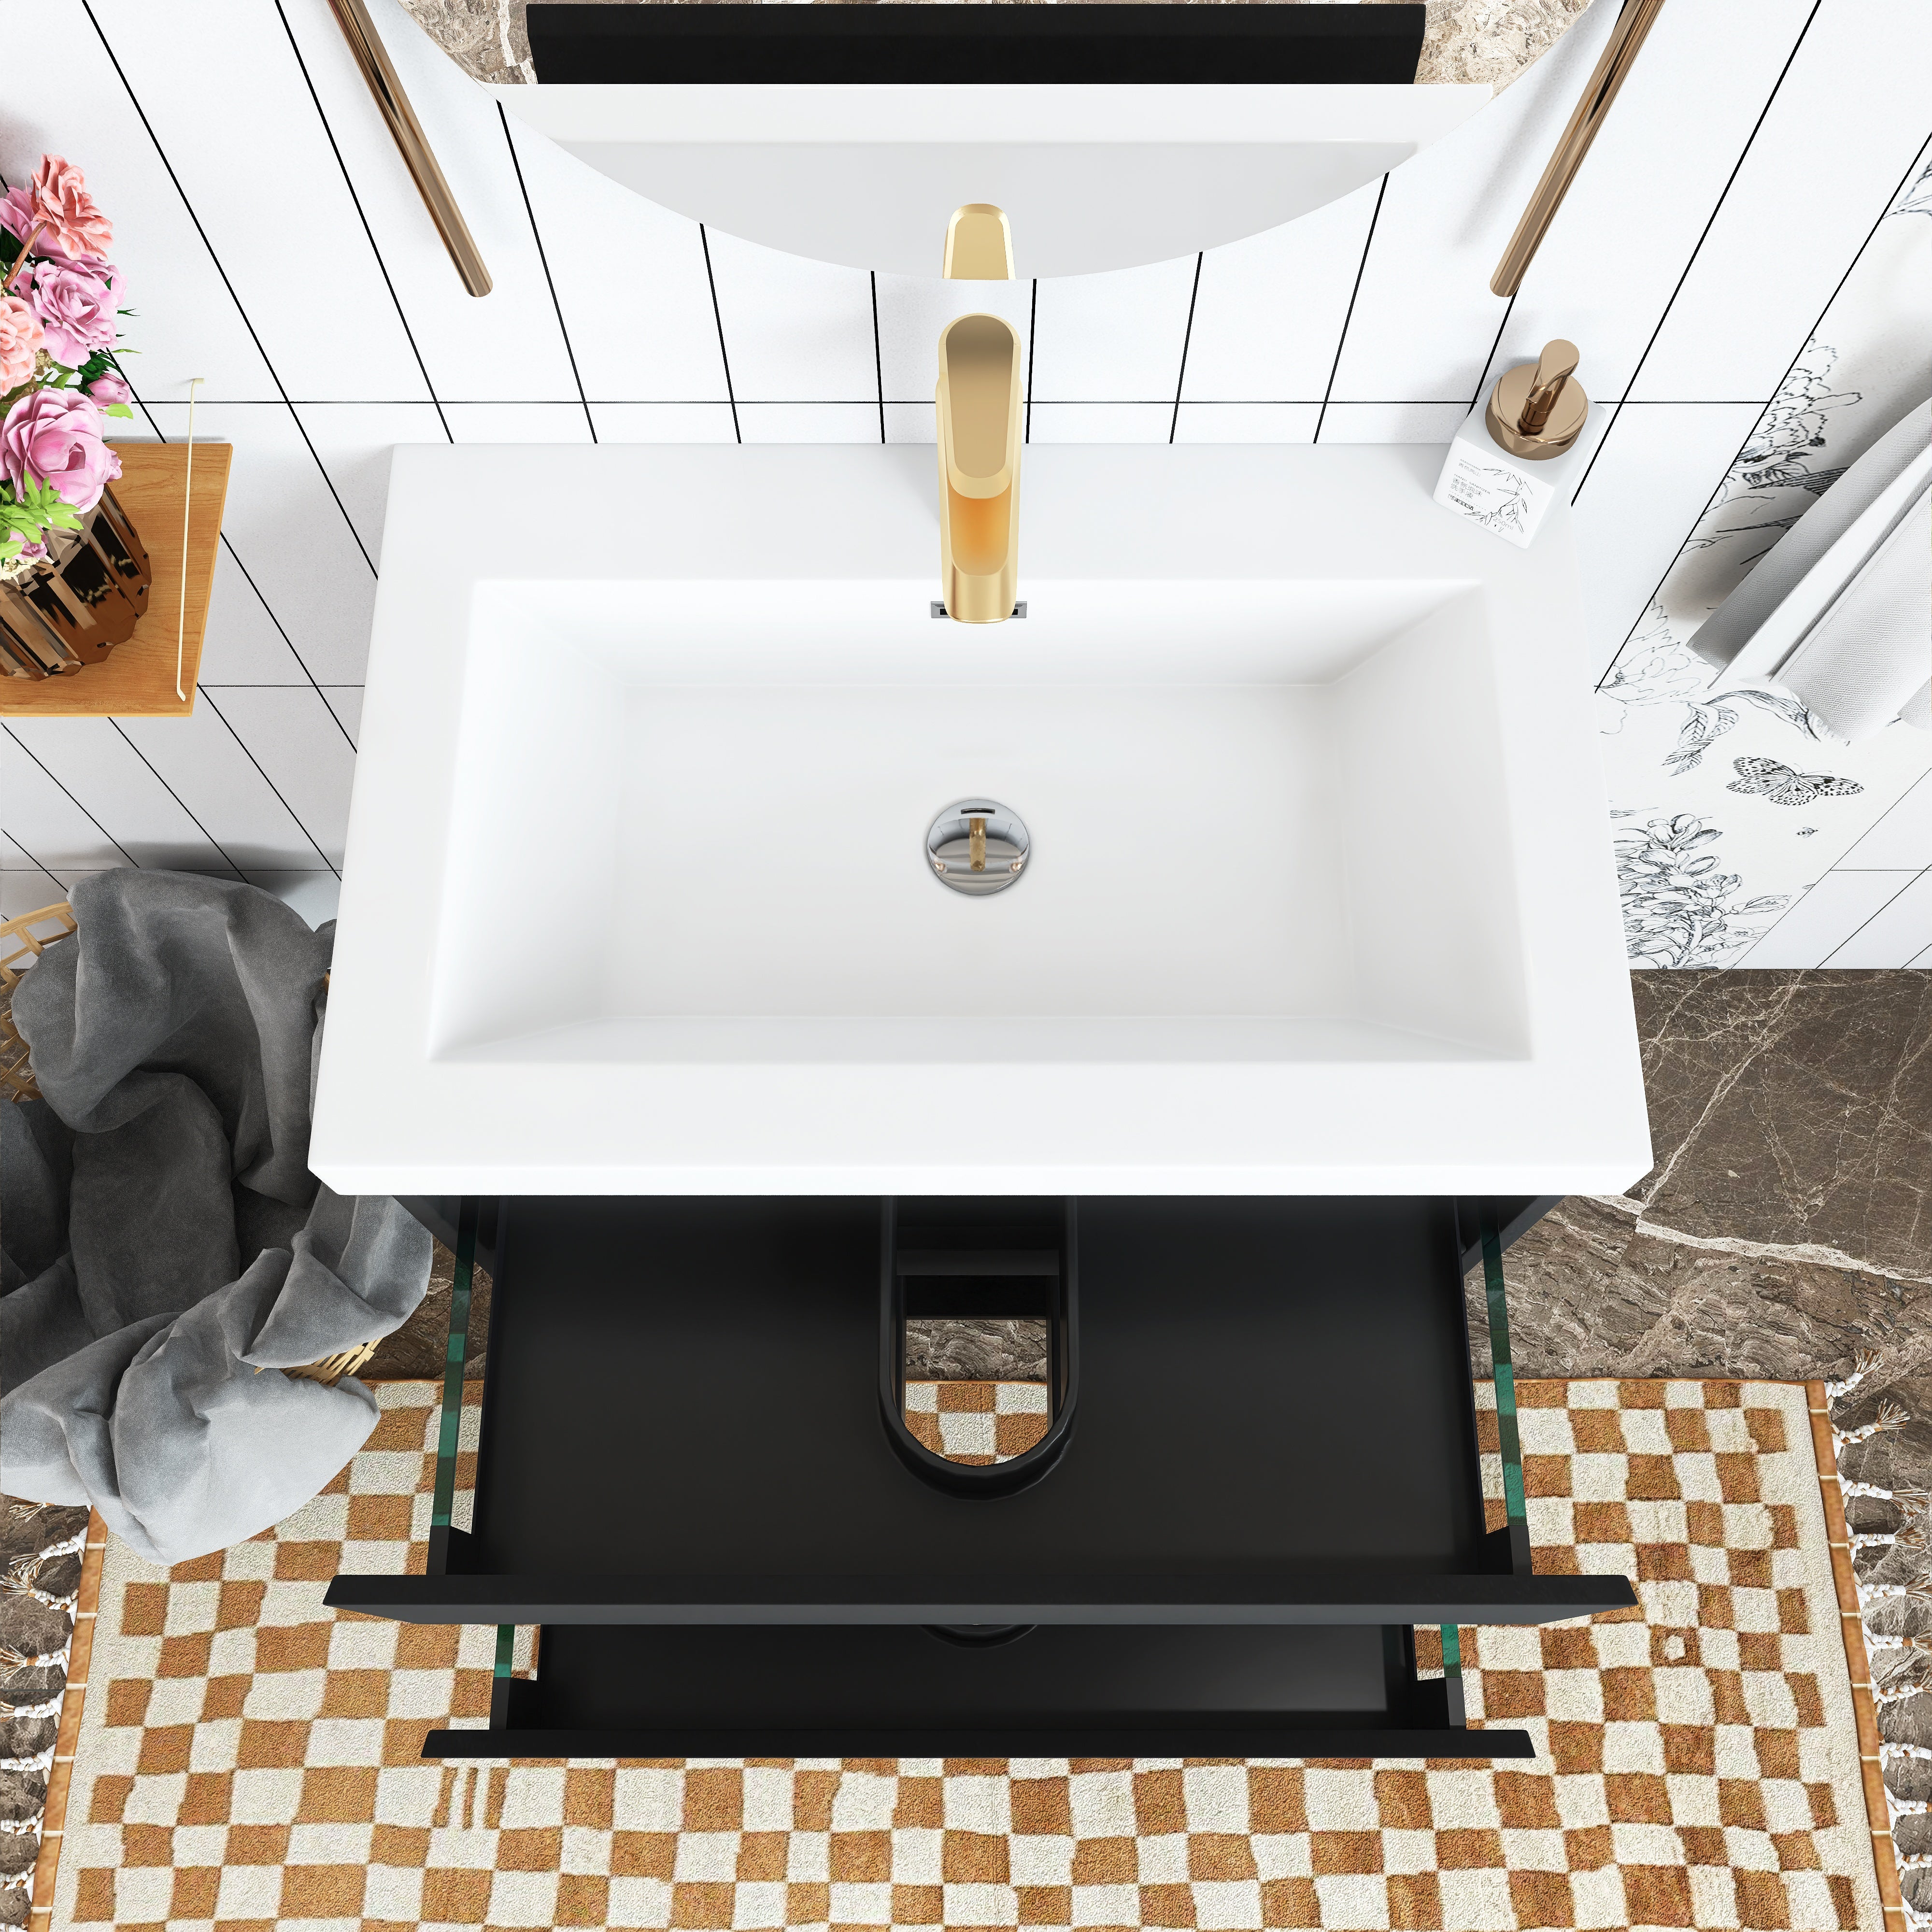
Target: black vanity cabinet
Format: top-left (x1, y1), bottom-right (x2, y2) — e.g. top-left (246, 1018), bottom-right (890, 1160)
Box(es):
top-left (326, 1195), bottom-right (1632, 1758)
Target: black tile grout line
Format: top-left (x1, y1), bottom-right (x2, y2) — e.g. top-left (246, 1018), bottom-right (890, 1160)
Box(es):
top-left (497, 103), bottom-right (597, 445)
top-left (1570, 0), bottom-right (1825, 516)
top-left (0, 831), bottom-right (69, 892)
top-left (1312, 172), bottom-right (1390, 447)
top-left (104, 722), bottom-right (250, 881)
top-left (869, 272), bottom-right (886, 445)
top-left (1745, 864), bottom-right (1927, 972)
top-left (195, 691), bottom-right (341, 879)
top-left (208, 532), bottom-right (355, 751)
top-left (1818, 767), bottom-right (1932, 868)
top-left (1467, 290), bottom-right (1520, 415)
top-left (1591, 120), bottom-right (1932, 696)
top-left (1024, 278), bottom-right (1038, 445)
top-left (697, 225), bottom-right (741, 445)
top-left (269, 0), bottom-right (452, 446)
top-left (1168, 255), bottom-right (1205, 446)
top-left (99, 394), bottom-right (1791, 410)
top-left (78, 1), bottom-right (379, 581)
top-left (0, 726), bottom-right (142, 870)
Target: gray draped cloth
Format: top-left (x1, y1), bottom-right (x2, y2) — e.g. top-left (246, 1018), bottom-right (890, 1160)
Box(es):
top-left (0, 871), bottom-right (431, 1563)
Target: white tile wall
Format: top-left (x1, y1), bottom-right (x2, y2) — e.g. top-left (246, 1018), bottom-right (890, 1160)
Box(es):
top-left (3, 718), bottom-right (232, 873)
top-left (114, 708), bottom-right (333, 874)
top-left (0, 833), bottom-right (70, 916)
top-left (294, 403), bottom-right (450, 563)
top-left (6, 0), bottom-right (1930, 964)
top-left (206, 687), bottom-right (357, 867)
top-left (736, 403), bottom-right (881, 444)
top-left (1821, 871), bottom-right (1932, 968)
top-left (193, 547), bottom-right (314, 686)
top-left (1628, 0), bottom-right (1932, 402)
top-left (1030, 255), bottom-right (1199, 403)
top-left (1027, 404), bottom-right (1176, 444)
top-left (1172, 404), bottom-right (1323, 445)
top-left (0, 729), bottom-right (137, 873)
top-left (138, 403), bottom-right (377, 683)
top-left (86, 0), bottom-right (435, 404)
top-left (1568, 402), bottom-right (1768, 674)
top-left (1734, 870), bottom-right (1917, 968)
top-left (1180, 181), bottom-right (1382, 407)
top-left (1840, 774), bottom-right (1932, 871)
top-left (590, 403), bottom-right (739, 445)
top-left (282, 0), bottom-right (589, 404)
top-left (0, 8), bottom-right (280, 402)
top-left (704, 232), bottom-right (878, 403)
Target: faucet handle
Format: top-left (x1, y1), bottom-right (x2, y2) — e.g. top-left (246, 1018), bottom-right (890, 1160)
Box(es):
top-left (943, 203), bottom-right (1014, 281)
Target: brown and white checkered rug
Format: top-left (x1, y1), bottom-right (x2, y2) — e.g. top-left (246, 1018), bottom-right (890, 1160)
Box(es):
top-left (40, 1379), bottom-right (1889, 1930)
top-left (903, 1381), bottom-right (1050, 1464)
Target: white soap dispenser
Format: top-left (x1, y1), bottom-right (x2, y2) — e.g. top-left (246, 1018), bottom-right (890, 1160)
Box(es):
top-left (1434, 340), bottom-right (1589, 549)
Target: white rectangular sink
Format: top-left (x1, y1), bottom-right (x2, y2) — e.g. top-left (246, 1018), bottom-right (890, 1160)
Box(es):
top-left (313, 444), bottom-right (1649, 1196)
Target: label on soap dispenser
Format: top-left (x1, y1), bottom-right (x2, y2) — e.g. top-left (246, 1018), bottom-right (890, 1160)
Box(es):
top-left (1433, 415), bottom-right (1559, 550)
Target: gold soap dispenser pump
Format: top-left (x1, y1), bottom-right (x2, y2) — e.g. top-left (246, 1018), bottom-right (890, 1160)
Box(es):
top-left (1434, 339), bottom-right (1591, 549)
top-left (1485, 340), bottom-right (1588, 460)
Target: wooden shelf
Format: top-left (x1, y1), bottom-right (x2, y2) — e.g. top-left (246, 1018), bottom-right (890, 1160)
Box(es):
top-left (0, 440), bottom-right (232, 718)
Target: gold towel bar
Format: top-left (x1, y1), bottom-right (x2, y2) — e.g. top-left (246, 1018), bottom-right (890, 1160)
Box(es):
top-left (327, 0), bottom-right (493, 297)
top-left (1490, 0), bottom-right (1669, 298)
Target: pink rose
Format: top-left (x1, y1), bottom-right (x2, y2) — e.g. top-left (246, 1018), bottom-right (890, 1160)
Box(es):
top-left (0, 293), bottom-right (43, 389)
top-left (0, 389), bottom-right (121, 513)
top-left (3, 156), bottom-right (114, 264)
top-left (19, 257), bottom-right (118, 366)
top-left (87, 372), bottom-right (133, 408)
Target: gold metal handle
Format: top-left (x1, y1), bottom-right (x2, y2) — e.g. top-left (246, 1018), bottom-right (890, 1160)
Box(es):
top-left (1490, 0), bottom-right (1668, 298)
top-left (969, 816), bottom-right (987, 872)
top-left (327, 0), bottom-right (493, 297)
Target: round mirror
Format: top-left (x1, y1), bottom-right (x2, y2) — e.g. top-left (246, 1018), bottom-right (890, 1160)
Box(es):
top-left (466, 4), bottom-right (1577, 278)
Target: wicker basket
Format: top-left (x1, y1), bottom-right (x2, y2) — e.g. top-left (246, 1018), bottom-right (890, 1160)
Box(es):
top-left (0, 900), bottom-right (77, 1102)
top-left (0, 898), bottom-right (379, 1387)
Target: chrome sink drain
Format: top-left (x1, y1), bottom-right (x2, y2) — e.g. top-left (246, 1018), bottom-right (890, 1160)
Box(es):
top-left (926, 799), bottom-right (1029, 896)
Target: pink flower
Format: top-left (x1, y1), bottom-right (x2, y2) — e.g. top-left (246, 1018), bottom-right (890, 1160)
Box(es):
top-left (3, 156), bottom-right (114, 264)
top-left (86, 372), bottom-right (132, 408)
top-left (0, 293), bottom-right (43, 389)
top-left (0, 389), bottom-right (121, 513)
top-left (19, 257), bottom-right (118, 366)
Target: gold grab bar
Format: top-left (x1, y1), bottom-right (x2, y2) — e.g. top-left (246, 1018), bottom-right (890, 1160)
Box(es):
top-left (1490, 0), bottom-right (1668, 298)
top-left (327, 0), bottom-right (493, 297)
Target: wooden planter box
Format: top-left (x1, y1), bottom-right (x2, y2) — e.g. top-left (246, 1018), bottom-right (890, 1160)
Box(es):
top-left (0, 440), bottom-right (231, 717)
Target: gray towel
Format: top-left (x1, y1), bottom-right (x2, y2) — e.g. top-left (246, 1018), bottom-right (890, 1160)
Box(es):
top-left (0, 871), bottom-right (431, 1563)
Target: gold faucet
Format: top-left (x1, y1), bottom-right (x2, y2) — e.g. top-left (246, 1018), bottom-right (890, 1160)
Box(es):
top-left (937, 205), bottom-right (1020, 625)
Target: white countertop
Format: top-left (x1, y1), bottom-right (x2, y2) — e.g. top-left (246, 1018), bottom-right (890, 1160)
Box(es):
top-left (312, 442), bottom-right (1649, 1196)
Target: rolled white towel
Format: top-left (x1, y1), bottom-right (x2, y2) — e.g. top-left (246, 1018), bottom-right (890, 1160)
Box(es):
top-left (1775, 477), bottom-right (1929, 741)
top-left (1694, 397), bottom-right (1931, 742)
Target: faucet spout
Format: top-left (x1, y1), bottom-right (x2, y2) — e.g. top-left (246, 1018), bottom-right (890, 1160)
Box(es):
top-left (937, 314), bottom-right (1022, 623)
top-left (936, 204), bottom-right (1020, 625)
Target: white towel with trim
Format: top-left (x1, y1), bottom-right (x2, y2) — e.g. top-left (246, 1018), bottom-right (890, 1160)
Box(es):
top-left (1696, 398), bottom-right (1931, 741)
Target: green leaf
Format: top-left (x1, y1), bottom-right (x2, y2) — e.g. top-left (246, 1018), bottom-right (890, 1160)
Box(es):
top-left (105, 403), bottom-right (134, 419)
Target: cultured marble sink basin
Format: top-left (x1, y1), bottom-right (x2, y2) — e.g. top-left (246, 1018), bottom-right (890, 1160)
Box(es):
top-left (313, 444), bottom-right (1649, 1195)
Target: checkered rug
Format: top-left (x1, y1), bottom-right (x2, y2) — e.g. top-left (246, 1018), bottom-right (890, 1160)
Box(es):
top-left (904, 1381), bottom-right (1050, 1464)
top-left (42, 1379), bottom-right (1887, 1931)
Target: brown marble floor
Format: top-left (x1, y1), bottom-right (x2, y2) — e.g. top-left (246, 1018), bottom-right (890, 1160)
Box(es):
top-left (1473, 971), bottom-right (1932, 1484)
